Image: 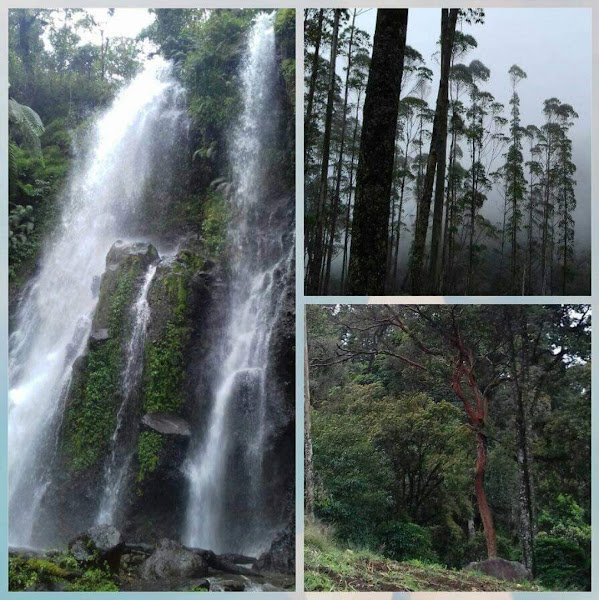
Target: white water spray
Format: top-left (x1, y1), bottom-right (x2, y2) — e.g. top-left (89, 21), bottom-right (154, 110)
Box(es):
top-left (8, 59), bottom-right (184, 547)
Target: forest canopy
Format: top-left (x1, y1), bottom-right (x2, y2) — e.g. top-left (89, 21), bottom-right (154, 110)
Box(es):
top-left (304, 8), bottom-right (591, 295)
top-left (305, 304), bottom-right (591, 591)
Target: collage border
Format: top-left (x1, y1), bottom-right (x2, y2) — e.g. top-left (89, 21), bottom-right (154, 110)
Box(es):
top-left (1, 1), bottom-right (597, 598)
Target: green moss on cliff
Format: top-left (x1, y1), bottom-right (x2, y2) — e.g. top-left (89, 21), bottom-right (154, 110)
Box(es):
top-left (142, 321), bottom-right (189, 415)
top-left (274, 9), bottom-right (295, 109)
top-left (64, 262), bottom-right (141, 472)
top-left (136, 252), bottom-right (202, 484)
top-left (136, 430), bottom-right (165, 484)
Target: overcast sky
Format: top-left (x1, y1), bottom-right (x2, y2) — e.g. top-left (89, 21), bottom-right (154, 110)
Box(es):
top-left (339, 8), bottom-right (591, 247)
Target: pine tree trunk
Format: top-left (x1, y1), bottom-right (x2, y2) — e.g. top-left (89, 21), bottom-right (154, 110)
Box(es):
top-left (323, 11), bottom-right (356, 294)
top-left (305, 9), bottom-right (324, 160)
top-left (346, 9), bottom-right (408, 295)
top-left (306, 10), bottom-right (340, 294)
top-left (428, 9), bottom-right (459, 292)
top-left (506, 307), bottom-right (535, 574)
top-left (340, 91), bottom-right (362, 294)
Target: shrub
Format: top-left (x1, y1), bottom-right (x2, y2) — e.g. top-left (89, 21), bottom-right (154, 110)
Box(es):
top-left (535, 536), bottom-right (590, 591)
top-left (376, 521), bottom-right (437, 563)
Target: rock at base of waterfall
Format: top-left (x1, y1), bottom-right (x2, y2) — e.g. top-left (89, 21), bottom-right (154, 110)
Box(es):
top-left (68, 525), bottom-right (124, 571)
top-left (141, 412), bottom-right (191, 437)
top-left (90, 328), bottom-right (110, 342)
top-left (255, 525), bottom-right (294, 574)
top-left (464, 557), bottom-right (531, 582)
top-left (140, 539), bottom-right (208, 581)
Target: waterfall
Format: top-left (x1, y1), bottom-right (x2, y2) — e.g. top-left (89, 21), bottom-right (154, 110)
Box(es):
top-left (8, 58), bottom-right (185, 547)
top-left (95, 263), bottom-right (158, 527)
top-left (184, 12), bottom-right (293, 555)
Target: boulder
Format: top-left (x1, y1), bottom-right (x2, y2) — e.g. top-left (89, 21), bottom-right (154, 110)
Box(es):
top-left (90, 328), bottom-right (110, 342)
top-left (140, 539), bottom-right (208, 581)
top-left (105, 240), bottom-right (159, 272)
top-left (141, 412), bottom-right (191, 437)
top-left (68, 525), bottom-right (123, 571)
top-left (255, 525), bottom-right (294, 574)
top-left (465, 557), bottom-right (531, 582)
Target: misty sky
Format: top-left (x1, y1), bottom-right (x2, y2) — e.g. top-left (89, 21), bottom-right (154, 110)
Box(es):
top-left (339, 8), bottom-right (591, 247)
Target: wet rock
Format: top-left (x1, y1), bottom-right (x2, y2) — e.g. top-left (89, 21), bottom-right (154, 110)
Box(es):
top-left (219, 553), bottom-right (256, 566)
top-left (68, 525), bottom-right (123, 571)
top-left (465, 557), bottom-right (531, 582)
top-left (140, 539), bottom-right (208, 581)
top-left (256, 524), bottom-right (294, 574)
top-left (90, 328), bottom-right (110, 342)
top-left (208, 577), bottom-right (247, 592)
top-left (187, 578), bottom-right (210, 590)
top-left (106, 240), bottom-right (159, 272)
top-left (141, 412), bottom-right (191, 437)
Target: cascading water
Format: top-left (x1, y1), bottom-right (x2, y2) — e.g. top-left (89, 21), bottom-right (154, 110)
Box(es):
top-left (184, 12), bottom-right (294, 555)
top-left (8, 58), bottom-right (185, 547)
top-left (95, 263), bottom-right (157, 527)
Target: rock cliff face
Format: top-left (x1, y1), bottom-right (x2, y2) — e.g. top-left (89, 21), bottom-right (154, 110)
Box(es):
top-left (37, 242), bottom-right (160, 546)
top-left (34, 229), bottom-right (293, 567)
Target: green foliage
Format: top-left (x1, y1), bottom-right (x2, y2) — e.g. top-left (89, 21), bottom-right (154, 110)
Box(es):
top-left (142, 322), bottom-right (188, 414)
top-left (535, 537), bottom-right (590, 590)
top-left (280, 58), bottom-right (296, 108)
top-left (183, 11), bottom-right (256, 126)
top-left (9, 97), bottom-right (45, 154)
top-left (376, 522), bottom-right (437, 563)
top-left (65, 340), bottom-right (120, 471)
top-left (312, 393), bottom-right (394, 547)
top-left (537, 494), bottom-right (591, 549)
top-left (275, 9), bottom-right (295, 106)
top-left (9, 557), bottom-right (72, 591)
top-left (65, 267), bottom-right (137, 472)
top-left (136, 431), bottom-right (165, 484)
top-left (312, 380), bottom-right (472, 558)
top-left (201, 189), bottom-right (229, 258)
top-left (9, 554), bottom-right (118, 592)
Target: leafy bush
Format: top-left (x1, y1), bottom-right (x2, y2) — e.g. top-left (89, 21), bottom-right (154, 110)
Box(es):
top-left (535, 536), bottom-right (590, 590)
top-left (538, 494), bottom-right (591, 549)
top-left (376, 521), bottom-right (437, 563)
top-left (312, 408), bottom-right (393, 548)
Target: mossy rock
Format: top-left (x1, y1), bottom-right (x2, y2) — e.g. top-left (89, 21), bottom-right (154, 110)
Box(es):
top-left (136, 249), bottom-right (207, 485)
top-left (63, 241), bottom-right (159, 473)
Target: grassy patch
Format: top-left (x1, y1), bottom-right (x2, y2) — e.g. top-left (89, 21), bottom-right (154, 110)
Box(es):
top-left (304, 520), bottom-right (543, 593)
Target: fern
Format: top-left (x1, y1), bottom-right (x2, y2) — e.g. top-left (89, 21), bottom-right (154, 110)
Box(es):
top-left (9, 97), bottom-right (45, 156)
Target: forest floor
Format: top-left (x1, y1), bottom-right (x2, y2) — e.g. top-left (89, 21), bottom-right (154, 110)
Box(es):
top-left (304, 523), bottom-right (543, 592)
